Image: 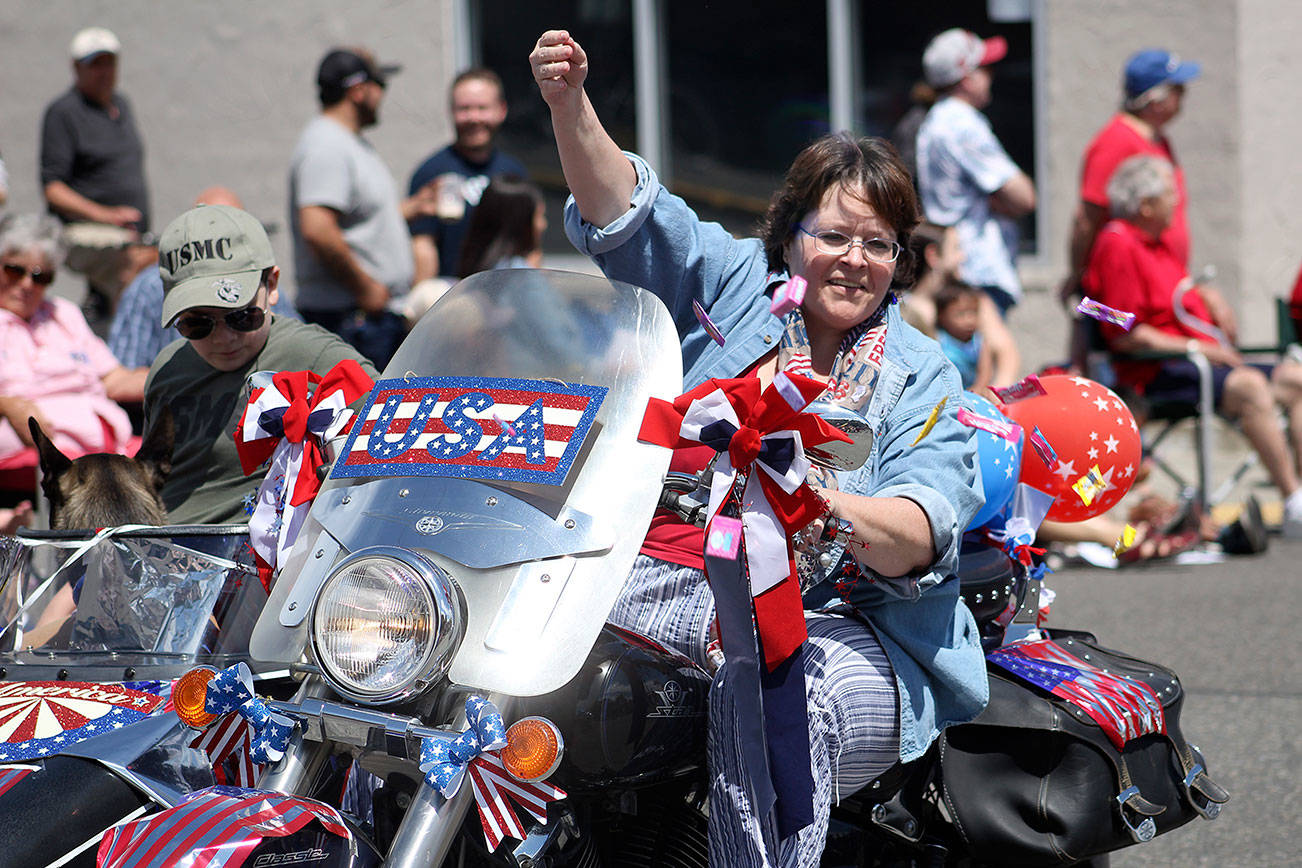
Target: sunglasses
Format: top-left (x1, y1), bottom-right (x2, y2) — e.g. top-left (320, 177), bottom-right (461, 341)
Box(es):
top-left (176, 305), bottom-right (267, 341)
top-left (2, 262), bottom-right (56, 286)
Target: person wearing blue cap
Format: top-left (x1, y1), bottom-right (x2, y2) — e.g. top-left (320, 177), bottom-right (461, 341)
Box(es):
top-left (1065, 49), bottom-right (1202, 294)
top-left (1060, 48), bottom-right (1206, 373)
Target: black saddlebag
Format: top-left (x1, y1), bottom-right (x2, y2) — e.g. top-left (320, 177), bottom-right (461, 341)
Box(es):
top-left (936, 631), bottom-right (1228, 866)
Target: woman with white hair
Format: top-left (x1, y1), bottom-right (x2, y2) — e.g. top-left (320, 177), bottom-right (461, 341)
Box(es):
top-left (1083, 153), bottom-right (1302, 536)
top-left (0, 213), bottom-right (145, 464)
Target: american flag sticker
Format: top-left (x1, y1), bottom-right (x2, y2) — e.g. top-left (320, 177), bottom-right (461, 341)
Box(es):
top-left (331, 376), bottom-right (608, 486)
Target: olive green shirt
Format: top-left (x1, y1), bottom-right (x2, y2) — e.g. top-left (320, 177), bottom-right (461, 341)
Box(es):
top-left (144, 316), bottom-right (378, 524)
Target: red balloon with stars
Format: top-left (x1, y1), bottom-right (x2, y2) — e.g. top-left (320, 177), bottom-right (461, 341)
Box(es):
top-left (999, 375), bottom-right (1142, 522)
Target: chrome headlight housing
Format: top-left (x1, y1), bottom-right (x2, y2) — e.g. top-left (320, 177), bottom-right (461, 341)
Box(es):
top-left (310, 546), bottom-right (461, 704)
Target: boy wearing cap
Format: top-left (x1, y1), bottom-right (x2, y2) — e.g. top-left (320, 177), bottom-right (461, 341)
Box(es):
top-left (289, 47), bottom-right (416, 368)
top-left (916, 27), bottom-right (1036, 316)
top-left (144, 205), bottom-right (376, 524)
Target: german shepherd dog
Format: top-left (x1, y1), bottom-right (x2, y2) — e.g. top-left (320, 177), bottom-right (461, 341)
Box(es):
top-left (29, 408), bottom-right (174, 529)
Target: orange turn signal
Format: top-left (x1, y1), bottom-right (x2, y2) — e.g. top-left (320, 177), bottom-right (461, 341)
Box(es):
top-left (173, 666), bottom-right (219, 729)
top-left (500, 716), bottom-right (563, 782)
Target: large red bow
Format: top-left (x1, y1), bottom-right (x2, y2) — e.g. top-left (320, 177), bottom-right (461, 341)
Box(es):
top-left (640, 371), bottom-right (850, 669)
top-left (234, 360), bottom-right (374, 586)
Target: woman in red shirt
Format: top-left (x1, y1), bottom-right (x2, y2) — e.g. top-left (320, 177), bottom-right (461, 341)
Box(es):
top-left (1084, 155), bottom-right (1302, 536)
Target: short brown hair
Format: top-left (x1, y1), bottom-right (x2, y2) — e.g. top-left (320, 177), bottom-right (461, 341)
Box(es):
top-left (450, 68), bottom-right (504, 102)
top-left (934, 278), bottom-right (981, 314)
top-left (758, 133), bottom-right (919, 288)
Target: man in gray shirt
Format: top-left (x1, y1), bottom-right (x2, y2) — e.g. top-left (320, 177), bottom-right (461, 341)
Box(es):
top-left (41, 27), bottom-right (154, 323)
top-left (289, 47), bottom-right (418, 367)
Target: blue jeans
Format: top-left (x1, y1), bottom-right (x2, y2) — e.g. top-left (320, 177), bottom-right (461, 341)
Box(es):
top-left (300, 308), bottom-right (407, 369)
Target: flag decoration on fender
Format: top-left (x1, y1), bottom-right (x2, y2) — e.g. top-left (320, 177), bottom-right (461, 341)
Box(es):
top-left (419, 696), bottom-right (566, 851)
top-left (988, 639), bottom-right (1167, 749)
top-left (97, 786), bottom-right (351, 868)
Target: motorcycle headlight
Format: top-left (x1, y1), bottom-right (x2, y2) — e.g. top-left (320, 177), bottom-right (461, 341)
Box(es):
top-left (310, 546), bottom-right (461, 704)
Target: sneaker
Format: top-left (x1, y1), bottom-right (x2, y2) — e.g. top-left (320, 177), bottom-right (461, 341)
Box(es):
top-left (1283, 490), bottom-right (1302, 539)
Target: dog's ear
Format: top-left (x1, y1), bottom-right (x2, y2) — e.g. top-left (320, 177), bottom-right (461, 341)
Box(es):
top-left (136, 406), bottom-right (175, 492)
top-left (30, 417), bottom-right (72, 517)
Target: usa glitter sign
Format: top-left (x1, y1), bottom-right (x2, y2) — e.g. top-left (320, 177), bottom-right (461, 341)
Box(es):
top-left (331, 376), bottom-right (607, 485)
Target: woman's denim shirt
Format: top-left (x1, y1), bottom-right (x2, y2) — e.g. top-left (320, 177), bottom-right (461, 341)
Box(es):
top-left (565, 153), bottom-right (989, 762)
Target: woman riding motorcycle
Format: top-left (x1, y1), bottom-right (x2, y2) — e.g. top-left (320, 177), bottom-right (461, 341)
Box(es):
top-left (530, 29), bottom-right (987, 867)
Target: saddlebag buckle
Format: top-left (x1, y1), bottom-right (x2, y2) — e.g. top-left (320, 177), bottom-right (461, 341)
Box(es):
top-left (1115, 785), bottom-right (1163, 843)
top-left (1180, 763), bottom-right (1230, 820)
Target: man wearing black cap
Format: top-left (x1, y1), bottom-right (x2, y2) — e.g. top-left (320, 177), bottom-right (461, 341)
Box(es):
top-left (289, 47), bottom-right (420, 367)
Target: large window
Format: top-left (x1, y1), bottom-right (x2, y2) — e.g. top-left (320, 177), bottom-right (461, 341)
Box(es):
top-left (478, 1), bottom-right (1036, 253)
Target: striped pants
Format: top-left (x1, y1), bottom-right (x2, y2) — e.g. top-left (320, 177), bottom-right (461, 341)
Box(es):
top-left (609, 555), bottom-right (900, 867)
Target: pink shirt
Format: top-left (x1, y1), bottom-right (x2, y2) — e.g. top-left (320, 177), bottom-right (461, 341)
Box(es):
top-left (0, 296), bottom-right (132, 459)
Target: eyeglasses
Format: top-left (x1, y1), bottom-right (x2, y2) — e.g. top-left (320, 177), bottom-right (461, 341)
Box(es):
top-left (176, 305), bottom-right (267, 341)
top-left (2, 262), bottom-right (56, 286)
top-left (797, 225), bottom-right (902, 263)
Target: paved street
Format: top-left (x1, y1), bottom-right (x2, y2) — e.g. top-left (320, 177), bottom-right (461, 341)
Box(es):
top-left (1046, 538), bottom-right (1301, 867)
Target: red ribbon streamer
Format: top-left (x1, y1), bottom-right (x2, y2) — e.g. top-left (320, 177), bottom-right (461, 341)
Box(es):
top-left (639, 373), bottom-right (850, 670)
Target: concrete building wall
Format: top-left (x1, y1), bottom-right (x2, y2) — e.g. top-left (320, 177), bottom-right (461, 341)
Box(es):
top-left (0, 0), bottom-right (459, 304)
top-left (1040, 0), bottom-right (1301, 348)
top-left (1238, 0), bottom-right (1302, 337)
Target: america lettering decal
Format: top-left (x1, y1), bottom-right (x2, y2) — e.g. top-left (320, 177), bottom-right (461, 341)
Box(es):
top-left (331, 376), bottom-right (607, 486)
top-left (0, 681), bottom-right (165, 761)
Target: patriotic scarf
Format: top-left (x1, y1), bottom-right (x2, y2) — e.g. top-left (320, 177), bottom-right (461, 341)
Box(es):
top-left (777, 303), bottom-right (887, 589)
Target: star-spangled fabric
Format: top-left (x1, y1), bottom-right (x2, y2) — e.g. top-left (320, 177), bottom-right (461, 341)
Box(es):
top-left (0, 681), bottom-right (166, 762)
top-left (988, 639), bottom-right (1166, 749)
top-left (204, 664), bottom-right (295, 765)
top-left (415, 696), bottom-right (566, 851)
top-left (419, 695), bottom-right (507, 797)
top-left (96, 786), bottom-right (350, 868)
top-left (330, 376), bottom-right (607, 486)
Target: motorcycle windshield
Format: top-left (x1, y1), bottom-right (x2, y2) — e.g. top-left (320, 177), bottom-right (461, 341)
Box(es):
top-left (0, 526), bottom-right (266, 668)
top-left (250, 269), bottom-right (681, 696)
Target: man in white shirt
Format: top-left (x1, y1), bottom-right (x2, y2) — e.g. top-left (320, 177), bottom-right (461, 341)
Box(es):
top-left (916, 28), bottom-right (1036, 315)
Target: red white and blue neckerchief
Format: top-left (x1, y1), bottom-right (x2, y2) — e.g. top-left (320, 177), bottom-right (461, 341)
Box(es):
top-left (97, 786), bottom-right (350, 868)
top-left (419, 696), bottom-right (565, 851)
top-left (234, 360), bottom-right (374, 588)
top-left (988, 639), bottom-right (1167, 749)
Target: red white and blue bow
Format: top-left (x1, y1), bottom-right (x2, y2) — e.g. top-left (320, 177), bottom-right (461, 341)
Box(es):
top-left (235, 360), bottom-right (374, 585)
top-left (419, 695), bottom-right (508, 797)
top-left (419, 696), bottom-right (566, 851)
top-left (204, 663), bottom-right (296, 765)
top-left (639, 371), bottom-right (849, 669)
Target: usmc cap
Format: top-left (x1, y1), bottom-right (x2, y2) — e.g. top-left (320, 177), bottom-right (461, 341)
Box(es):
top-left (158, 205), bottom-right (275, 327)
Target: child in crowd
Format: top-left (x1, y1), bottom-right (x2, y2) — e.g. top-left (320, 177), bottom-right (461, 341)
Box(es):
top-left (900, 221), bottom-right (963, 336)
top-left (935, 280), bottom-right (992, 389)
